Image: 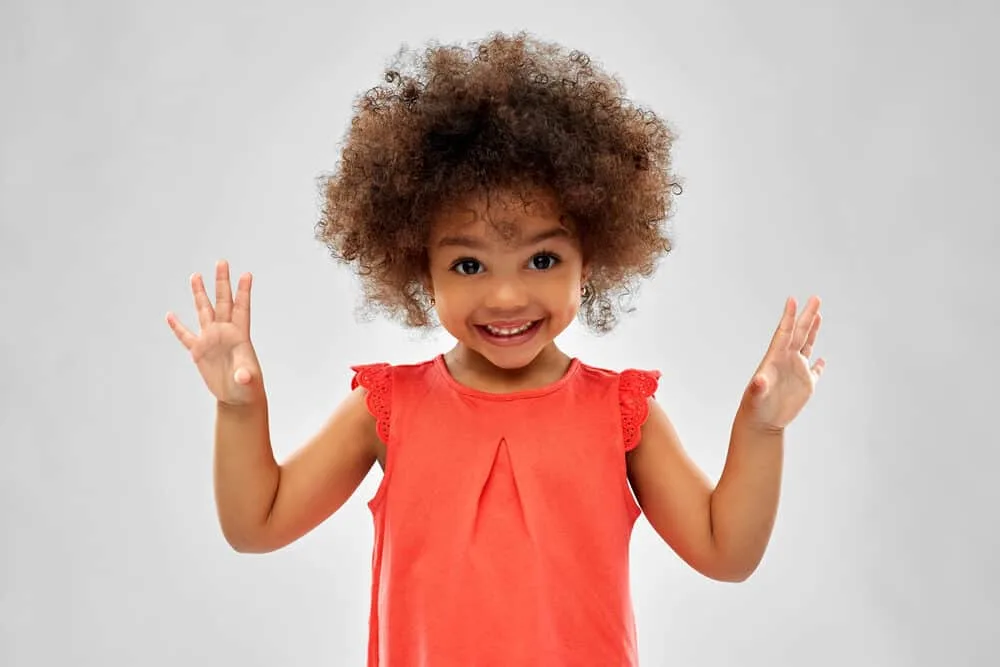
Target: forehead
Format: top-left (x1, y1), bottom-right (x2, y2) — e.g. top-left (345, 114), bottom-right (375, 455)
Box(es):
top-left (429, 188), bottom-right (570, 245)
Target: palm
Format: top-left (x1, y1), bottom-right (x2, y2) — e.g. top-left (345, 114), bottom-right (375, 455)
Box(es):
top-left (190, 323), bottom-right (259, 399)
top-left (745, 296), bottom-right (826, 432)
top-left (166, 260), bottom-right (262, 406)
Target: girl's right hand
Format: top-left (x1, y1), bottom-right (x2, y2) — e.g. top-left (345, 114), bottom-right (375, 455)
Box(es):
top-left (166, 259), bottom-right (264, 407)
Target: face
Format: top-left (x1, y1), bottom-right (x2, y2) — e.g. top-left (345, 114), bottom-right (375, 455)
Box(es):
top-left (426, 188), bottom-right (587, 371)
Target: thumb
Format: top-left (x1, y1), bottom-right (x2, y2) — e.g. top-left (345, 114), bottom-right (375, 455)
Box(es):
top-left (234, 367), bottom-right (253, 385)
top-left (749, 373), bottom-right (769, 399)
top-left (231, 343), bottom-right (260, 386)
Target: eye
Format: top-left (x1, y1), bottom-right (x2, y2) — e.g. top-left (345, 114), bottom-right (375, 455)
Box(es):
top-left (528, 253), bottom-right (560, 271)
top-left (451, 258), bottom-right (483, 275)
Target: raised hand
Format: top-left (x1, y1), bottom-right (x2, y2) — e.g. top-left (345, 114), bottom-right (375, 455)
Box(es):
top-left (166, 260), bottom-right (264, 407)
top-left (744, 296), bottom-right (826, 432)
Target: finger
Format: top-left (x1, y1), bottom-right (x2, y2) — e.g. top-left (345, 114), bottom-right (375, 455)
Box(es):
top-left (767, 297), bottom-right (797, 352)
top-left (811, 357), bottom-right (826, 379)
top-left (215, 259), bottom-right (234, 322)
top-left (790, 296), bottom-right (821, 351)
top-left (166, 312), bottom-right (197, 349)
top-left (191, 273), bottom-right (216, 330)
top-left (231, 272), bottom-right (252, 332)
top-left (801, 311), bottom-right (822, 358)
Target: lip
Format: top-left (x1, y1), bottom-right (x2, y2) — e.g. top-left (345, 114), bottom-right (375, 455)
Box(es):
top-left (474, 319), bottom-right (544, 347)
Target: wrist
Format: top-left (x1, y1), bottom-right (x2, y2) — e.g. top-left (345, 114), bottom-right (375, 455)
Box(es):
top-left (735, 405), bottom-right (785, 438)
top-left (216, 394), bottom-right (267, 416)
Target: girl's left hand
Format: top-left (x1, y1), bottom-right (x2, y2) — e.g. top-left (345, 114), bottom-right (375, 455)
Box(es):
top-left (744, 296), bottom-right (826, 432)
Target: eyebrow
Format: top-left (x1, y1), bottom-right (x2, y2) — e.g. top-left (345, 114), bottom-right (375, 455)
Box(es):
top-left (436, 227), bottom-right (570, 249)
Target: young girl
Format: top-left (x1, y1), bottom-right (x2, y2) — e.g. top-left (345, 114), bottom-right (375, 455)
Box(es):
top-left (166, 32), bottom-right (824, 666)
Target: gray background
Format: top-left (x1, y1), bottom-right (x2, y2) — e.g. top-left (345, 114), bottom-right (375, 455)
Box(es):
top-left (2, 0), bottom-right (997, 665)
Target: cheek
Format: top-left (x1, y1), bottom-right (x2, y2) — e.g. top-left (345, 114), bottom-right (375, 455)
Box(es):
top-left (541, 276), bottom-right (583, 315)
top-left (432, 287), bottom-right (474, 324)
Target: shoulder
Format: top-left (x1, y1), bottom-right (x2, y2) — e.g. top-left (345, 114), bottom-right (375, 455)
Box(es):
top-left (350, 357), bottom-right (439, 388)
top-left (346, 357), bottom-right (435, 439)
top-left (575, 360), bottom-right (662, 451)
top-left (349, 356), bottom-right (441, 410)
top-left (575, 359), bottom-right (661, 392)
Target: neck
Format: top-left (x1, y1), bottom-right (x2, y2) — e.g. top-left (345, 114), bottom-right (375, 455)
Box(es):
top-left (445, 343), bottom-right (572, 393)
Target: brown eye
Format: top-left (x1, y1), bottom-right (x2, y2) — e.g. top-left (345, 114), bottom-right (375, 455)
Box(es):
top-left (529, 253), bottom-right (559, 271)
top-left (452, 259), bottom-right (483, 275)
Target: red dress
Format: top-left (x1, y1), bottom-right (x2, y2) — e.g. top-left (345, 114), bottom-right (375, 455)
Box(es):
top-left (350, 354), bottom-right (660, 666)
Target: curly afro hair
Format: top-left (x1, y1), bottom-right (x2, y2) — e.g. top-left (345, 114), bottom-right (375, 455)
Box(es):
top-left (315, 31), bottom-right (680, 333)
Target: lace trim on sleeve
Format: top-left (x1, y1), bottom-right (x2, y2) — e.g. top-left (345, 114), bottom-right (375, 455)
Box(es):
top-left (350, 363), bottom-right (392, 444)
top-left (619, 369), bottom-right (661, 452)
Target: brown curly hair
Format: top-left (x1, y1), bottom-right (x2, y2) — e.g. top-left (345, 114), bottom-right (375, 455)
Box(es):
top-left (315, 31), bottom-right (680, 333)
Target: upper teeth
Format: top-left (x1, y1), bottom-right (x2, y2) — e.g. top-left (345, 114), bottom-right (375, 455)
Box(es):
top-left (486, 322), bottom-right (533, 336)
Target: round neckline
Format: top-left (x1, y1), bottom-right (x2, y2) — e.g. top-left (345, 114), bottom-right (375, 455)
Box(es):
top-left (433, 353), bottom-right (581, 401)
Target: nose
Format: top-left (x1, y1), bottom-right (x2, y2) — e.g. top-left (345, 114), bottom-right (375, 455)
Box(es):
top-left (484, 275), bottom-right (530, 312)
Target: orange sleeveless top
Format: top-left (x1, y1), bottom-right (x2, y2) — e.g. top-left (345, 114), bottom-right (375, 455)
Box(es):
top-left (350, 354), bottom-right (660, 666)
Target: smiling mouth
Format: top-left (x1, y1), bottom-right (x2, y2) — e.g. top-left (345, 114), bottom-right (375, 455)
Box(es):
top-left (475, 319), bottom-right (543, 341)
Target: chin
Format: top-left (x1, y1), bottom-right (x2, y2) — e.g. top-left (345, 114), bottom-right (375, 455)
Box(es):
top-left (474, 347), bottom-right (545, 370)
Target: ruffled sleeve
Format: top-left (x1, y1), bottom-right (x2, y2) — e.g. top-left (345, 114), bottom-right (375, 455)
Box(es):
top-left (350, 363), bottom-right (392, 444)
top-left (619, 369), bottom-right (661, 452)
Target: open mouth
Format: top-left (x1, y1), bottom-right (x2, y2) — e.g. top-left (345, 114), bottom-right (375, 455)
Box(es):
top-left (475, 319), bottom-right (543, 345)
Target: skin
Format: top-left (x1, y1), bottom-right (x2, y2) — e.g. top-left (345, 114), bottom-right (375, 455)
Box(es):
top-left (166, 187), bottom-right (825, 582)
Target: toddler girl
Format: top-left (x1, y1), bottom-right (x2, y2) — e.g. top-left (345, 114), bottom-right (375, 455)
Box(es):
top-left (166, 31), bottom-right (824, 667)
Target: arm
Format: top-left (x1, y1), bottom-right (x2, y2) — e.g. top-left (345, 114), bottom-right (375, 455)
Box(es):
top-left (214, 385), bottom-right (380, 554)
top-left (166, 262), bottom-right (382, 554)
top-left (709, 402), bottom-right (784, 579)
top-left (628, 295), bottom-right (824, 582)
top-left (626, 397), bottom-right (781, 583)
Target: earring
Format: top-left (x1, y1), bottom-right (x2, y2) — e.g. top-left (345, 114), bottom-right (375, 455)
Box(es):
top-left (581, 284), bottom-right (592, 300)
top-left (430, 296), bottom-right (436, 306)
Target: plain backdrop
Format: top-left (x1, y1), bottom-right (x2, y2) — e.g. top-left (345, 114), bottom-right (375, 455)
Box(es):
top-left (2, 0), bottom-right (997, 665)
